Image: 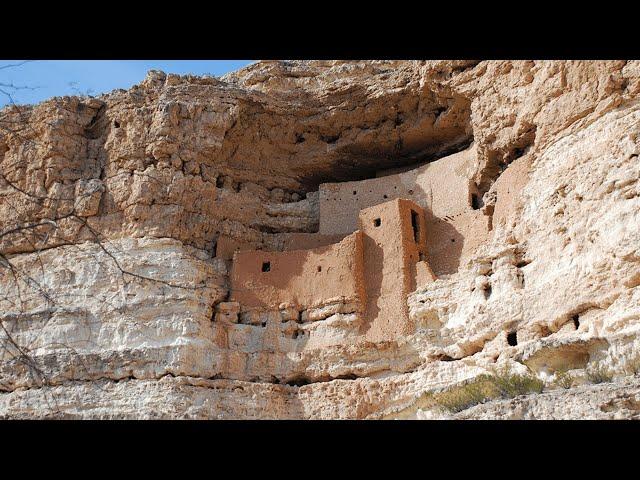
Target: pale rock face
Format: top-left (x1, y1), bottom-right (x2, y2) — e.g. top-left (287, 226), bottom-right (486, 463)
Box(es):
top-left (1, 60), bottom-right (640, 419)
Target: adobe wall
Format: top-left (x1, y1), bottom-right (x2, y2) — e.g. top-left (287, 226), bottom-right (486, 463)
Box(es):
top-left (276, 232), bottom-right (346, 251)
top-left (229, 232), bottom-right (366, 311)
top-left (358, 198), bottom-right (429, 342)
top-left (423, 209), bottom-right (491, 276)
top-left (319, 146), bottom-right (478, 235)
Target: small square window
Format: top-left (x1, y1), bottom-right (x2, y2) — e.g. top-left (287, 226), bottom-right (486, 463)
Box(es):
top-left (262, 261), bottom-right (271, 272)
top-left (373, 218), bottom-right (381, 227)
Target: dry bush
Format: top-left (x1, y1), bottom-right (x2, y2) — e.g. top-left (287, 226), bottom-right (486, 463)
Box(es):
top-left (434, 366), bottom-right (545, 413)
top-left (585, 362), bottom-right (614, 384)
top-left (623, 355), bottom-right (640, 376)
top-left (553, 369), bottom-right (575, 389)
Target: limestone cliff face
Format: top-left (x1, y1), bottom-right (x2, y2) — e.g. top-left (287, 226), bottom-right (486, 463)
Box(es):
top-left (1, 60), bottom-right (639, 419)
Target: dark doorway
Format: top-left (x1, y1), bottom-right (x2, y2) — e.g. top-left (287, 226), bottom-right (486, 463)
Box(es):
top-left (411, 210), bottom-right (420, 242)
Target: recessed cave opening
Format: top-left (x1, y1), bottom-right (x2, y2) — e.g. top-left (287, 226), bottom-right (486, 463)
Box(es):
top-left (298, 132), bottom-right (474, 192)
top-left (285, 376), bottom-right (311, 387)
top-left (113, 120), bottom-right (120, 128)
top-left (572, 314), bottom-right (580, 330)
top-left (507, 331), bottom-right (518, 346)
top-left (374, 218), bottom-right (381, 227)
top-left (437, 354), bottom-right (455, 362)
top-left (262, 261), bottom-right (271, 272)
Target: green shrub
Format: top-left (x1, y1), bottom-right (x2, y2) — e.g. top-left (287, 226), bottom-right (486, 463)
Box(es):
top-left (585, 362), bottom-right (614, 384)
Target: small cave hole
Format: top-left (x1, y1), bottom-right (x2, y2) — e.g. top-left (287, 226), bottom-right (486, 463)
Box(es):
top-left (295, 133), bottom-right (305, 144)
top-left (507, 331), bottom-right (518, 346)
top-left (471, 193), bottom-right (481, 210)
top-left (261, 261), bottom-right (271, 272)
top-left (383, 194), bottom-right (388, 199)
top-left (572, 314), bottom-right (580, 330)
top-left (261, 321), bottom-right (267, 328)
top-left (353, 190), bottom-right (357, 195)
top-left (113, 120), bottom-right (120, 128)
top-left (511, 146), bottom-right (526, 160)
top-left (408, 189), bottom-right (414, 195)
top-left (317, 265), bottom-right (322, 272)
top-left (373, 218), bottom-right (381, 227)
top-left (451, 238), bottom-right (456, 243)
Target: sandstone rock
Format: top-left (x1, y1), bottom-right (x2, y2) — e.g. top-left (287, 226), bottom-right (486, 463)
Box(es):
top-left (1, 60), bottom-right (639, 419)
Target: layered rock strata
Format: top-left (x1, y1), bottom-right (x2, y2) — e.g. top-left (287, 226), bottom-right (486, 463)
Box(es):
top-left (1, 60), bottom-right (638, 419)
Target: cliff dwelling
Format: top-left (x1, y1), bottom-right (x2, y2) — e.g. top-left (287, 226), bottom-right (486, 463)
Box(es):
top-left (4, 60), bottom-right (637, 420)
top-left (218, 144), bottom-right (491, 344)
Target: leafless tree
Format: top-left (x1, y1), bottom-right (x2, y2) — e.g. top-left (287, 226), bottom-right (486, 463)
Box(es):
top-left (0, 61), bottom-right (41, 107)
top-left (0, 62), bottom-right (200, 416)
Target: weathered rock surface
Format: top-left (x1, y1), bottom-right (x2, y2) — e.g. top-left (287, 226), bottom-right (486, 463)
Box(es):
top-left (1, 60), bottom-right (639, 419)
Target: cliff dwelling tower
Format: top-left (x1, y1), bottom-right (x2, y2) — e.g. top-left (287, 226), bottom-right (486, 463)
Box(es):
top-left (359, 198), bottom-right (434, 342)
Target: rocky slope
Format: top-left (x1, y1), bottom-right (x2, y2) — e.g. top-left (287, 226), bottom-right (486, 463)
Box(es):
top-left (1, 60), bottom-right (639, 419)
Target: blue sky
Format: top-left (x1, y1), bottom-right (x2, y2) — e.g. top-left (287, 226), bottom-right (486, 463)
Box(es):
top-left (0, 60), bottom-right (254, 107)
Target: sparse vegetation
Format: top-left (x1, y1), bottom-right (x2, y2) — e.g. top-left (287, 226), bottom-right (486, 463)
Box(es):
top-left (489, 365), bottom-right (545, 398)
top-left (433, 365), bottom-right (545, 413)
top-left (432, 375), bottom-right (495, 413)
top-left (553, 369), bottom-right (575, 389)
top-left (585, 362), bottom-right (614, 384)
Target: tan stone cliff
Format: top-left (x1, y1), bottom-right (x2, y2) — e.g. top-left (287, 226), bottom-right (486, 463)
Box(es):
top-left (1, 60), bottom-right (639, 419)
